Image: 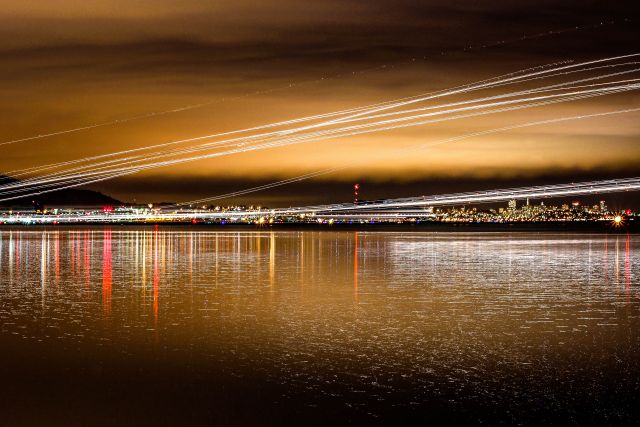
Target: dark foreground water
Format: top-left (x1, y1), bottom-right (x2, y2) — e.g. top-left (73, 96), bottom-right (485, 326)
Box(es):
top-left (0, 227), bottom-right (638, 425)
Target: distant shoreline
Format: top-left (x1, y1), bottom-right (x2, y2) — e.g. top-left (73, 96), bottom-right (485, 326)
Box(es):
top-left (0, 220), bottom-right (637, 233)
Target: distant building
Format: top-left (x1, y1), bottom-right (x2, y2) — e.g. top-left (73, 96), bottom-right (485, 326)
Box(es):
top-left (600, 200), bottom-right (607, 212)
top-left (508, 199), bottom-right (517, 210)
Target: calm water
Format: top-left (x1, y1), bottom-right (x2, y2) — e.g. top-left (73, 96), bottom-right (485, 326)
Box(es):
top-left (1, 227), bottom-right (639, 425)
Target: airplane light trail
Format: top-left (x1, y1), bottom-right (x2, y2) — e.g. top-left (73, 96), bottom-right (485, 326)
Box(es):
top-left (168, 106), bottom-right (640, 207)
top-left (0, 83), bottom-right (637, 202)
top-left (1, 81), bottom-right (637, 201)
top-left (5, 53), bottom-right (638, 182)
top-left (0, 58), bottom-right (599, 180)
top-left (0, 54), bottom-right (638, 203)
top-left (0, 84), bottom-right (637, 202)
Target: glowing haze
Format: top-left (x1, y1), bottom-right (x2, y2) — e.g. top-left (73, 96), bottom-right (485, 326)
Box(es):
top-left (0, 0), bottom-right (638, 205)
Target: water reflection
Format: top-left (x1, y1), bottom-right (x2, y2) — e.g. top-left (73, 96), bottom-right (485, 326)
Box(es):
top-left (626, 234), bottom-right (632, 298)
top-left (354, 231), bottom-right (359, 302)
top-left (0, 228), bottom-right (638, 423)
top-left (1, 229), bottom-right (637, 323)
top-left (102, 229), bottom-right (112, 317)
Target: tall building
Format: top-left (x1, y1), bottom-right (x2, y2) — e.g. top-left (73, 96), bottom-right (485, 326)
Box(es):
top-left (508, 199), bottom-right (517, 210)
top-left (600, 200), bottom-right (607, 213)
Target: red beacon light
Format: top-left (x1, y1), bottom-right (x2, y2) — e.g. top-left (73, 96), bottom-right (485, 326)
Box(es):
top-left (102, 206), bottom-right (113, 213)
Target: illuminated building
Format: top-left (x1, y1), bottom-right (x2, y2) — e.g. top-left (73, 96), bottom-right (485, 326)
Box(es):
top-left (600, 200), bottom-right (607, 212)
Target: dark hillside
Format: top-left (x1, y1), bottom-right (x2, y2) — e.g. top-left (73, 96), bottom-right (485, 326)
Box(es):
top-left (0, 175), bottom-right (121, 208)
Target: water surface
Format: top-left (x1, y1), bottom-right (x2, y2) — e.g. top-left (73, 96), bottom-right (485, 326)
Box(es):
top-left (1, 228), bottom-right (638, 425)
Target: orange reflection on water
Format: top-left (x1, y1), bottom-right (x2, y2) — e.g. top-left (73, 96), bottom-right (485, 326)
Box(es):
top-left (603, 238), bottom-right (609, 285)
top-left (70, 232), bottom-right (75, 275)
top-left (269, 232), bottom-right (275, 287)
top-left (625, 234), bottom-right (631, 301)
top-left (354, 231), bottom-right (359, 303)
top-left (84, 231), bottom-right (91, 288)
top-left (1, 228), bottom-right (638, 354)
top-left (102, 229), bottom-right (112, 317)
top-left (15, 232), bottom-right (20, 280)
top-left (153, 228), bottom-right (159, 325)
top-left (54, 231), bottom-right (60, 287)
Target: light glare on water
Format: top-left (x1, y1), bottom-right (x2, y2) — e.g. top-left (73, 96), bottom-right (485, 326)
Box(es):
top-left (0, 227), bottom-right (638, 425)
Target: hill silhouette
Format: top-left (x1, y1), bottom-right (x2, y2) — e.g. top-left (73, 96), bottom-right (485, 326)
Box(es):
top-left (0, 175), bottom-right (121, 208)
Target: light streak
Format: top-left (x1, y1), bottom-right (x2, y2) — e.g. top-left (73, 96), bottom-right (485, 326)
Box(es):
top-left (0, 81), bottom-right (637, 202)
top-left (7, 77), bottom-right (640, 183)
top-left (5, 53), bottom-right (638, 182)
top-left (290, 178), bottom-right (640, 215)
top-left (1, 83), bottom-right (637, 201)
top-left (0, 55), bottom-right (637, 202)
top-left (168, 107), bottom-right (640, 207)
top-left (2, 177), bottom-right (639, 224)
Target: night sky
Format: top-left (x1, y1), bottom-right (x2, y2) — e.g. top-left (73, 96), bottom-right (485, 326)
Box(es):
top-left (0, 1), bottom-right (638, 206)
